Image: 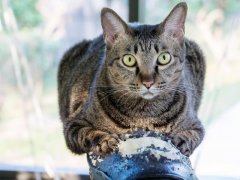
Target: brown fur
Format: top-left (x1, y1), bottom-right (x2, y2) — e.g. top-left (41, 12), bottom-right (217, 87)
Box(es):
top-left (58, 2), bottom-right (205, 156)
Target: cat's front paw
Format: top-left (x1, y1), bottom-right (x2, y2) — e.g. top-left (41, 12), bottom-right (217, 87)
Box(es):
top-left (171, 135), bottom-right (191, 156)
top-left (92, 134), bottom-right (119, 156)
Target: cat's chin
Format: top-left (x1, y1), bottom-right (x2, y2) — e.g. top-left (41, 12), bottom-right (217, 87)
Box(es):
top-left (141, 92), bottom-right (157, 100)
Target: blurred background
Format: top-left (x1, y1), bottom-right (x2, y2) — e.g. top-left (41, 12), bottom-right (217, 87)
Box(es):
top-left (0, 0), bottom-right (240, 179)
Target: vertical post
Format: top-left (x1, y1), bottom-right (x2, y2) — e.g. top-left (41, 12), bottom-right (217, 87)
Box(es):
top-left (128, 0), bottom-right (139, 22)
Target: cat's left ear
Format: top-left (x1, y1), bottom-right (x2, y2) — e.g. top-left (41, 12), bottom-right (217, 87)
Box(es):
top-left (161, 2), bottom-right (188, 41)
top-left (101, 8), bottom-right (131, 48)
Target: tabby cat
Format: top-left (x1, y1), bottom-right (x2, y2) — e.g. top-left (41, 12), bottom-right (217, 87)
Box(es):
top-left (58, 2), bottom-right (205, 157)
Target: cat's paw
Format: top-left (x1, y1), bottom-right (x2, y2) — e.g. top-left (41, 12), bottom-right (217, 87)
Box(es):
top-left (171, 135), bottom-right (191, 156)
top-left (92, 134), bottom-right (119, 156)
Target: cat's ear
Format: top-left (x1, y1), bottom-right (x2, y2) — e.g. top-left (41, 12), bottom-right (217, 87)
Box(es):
top-left (101, 8), bottom-right (130, 47)
top-left (161, 2), bottom-right (187, 41)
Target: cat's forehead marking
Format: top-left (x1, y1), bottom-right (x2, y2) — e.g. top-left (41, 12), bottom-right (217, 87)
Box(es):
top-left (136, 40), bottom-right (154, 53)
top-left (139, 42), bottom-right (145, 52)
top-left (133, 44), bottom-right (138, 54)
top-left (134, 41), bottom-right (167, 55)
top-left (123, 30), bottom-right (171, 57)
top-left (148, 42), bottom-right (152, 51)
top-left (154, 44), bottom-right (159, 53)
top-left (125, 45), bottom-right (131, 52)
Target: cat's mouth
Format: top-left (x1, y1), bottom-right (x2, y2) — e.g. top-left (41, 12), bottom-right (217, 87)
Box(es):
top-left (142, 91), bottom-right (155, 100)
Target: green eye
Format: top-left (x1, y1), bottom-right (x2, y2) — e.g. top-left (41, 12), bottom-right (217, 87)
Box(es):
top-left (122, 54), bottom-right (137, 67)
top-left (157, 52), bottom-right (171, 65)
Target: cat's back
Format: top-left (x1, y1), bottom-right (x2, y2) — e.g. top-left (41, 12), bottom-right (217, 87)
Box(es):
top-left (58, 35), bottom-right (105, 87)
top-left (184, 39), bottom-right (206, 111)
top-left (185, 39), bottom-right (205, 75)
top-left (58, 35), bottom-right (105, 119)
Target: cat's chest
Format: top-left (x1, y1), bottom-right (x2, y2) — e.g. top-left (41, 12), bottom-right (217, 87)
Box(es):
top-left (127, 117), bottom-right (168, 133)
top-left (129, 117), bottom-right (154, 128)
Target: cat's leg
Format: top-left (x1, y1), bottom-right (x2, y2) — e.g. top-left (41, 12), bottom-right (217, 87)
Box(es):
top-left (170, 120), bottom-right (204, 156)
top-left (63, 120), bottom-right (119, 155)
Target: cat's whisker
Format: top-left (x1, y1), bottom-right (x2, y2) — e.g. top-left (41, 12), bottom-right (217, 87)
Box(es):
top-left (161, 83), bottom-right (197, 92)
top-left (97, 89), bottom-right (129, 102)
top-left (123, 92), bottom-right (138, 107)
top-left (160, 86), bottom-right (199, 99)
top-left (168, 85), bottom-right (198, 93)
top-left (118, 91), bottom-right (133, 104)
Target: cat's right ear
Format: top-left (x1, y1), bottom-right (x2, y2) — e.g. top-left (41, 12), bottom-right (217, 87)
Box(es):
top-left (161, 2), bottom-right (188, 41)
top-left (101, 8), bottom-right (130, 48)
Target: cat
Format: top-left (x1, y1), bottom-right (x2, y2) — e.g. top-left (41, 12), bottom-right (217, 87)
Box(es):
top-left (58, 2), bottom-right (205, 157)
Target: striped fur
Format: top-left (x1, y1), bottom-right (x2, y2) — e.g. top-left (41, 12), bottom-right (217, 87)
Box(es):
top-left (58, 3), bottom-right (205, 156)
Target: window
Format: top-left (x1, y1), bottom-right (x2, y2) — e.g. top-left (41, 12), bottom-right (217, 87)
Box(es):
top-left (0, 0), bottom-right (128, 177)
top-left (1, 0), bottom-right (240, 179)
top-left (141, 0), bottom-right (240, 178)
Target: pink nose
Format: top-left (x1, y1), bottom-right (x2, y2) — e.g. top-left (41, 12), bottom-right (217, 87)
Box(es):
top-left (142, 80), bottom-right (154, 89)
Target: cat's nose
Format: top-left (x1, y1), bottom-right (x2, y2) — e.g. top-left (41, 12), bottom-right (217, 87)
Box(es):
top-left (142, 80), bottom-right (154, 89)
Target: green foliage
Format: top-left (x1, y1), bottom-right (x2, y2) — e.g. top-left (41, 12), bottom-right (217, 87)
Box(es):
top-left (225, 0), bottom-right (240, 16)
top-left (9, 0), bottom-right (42, 28)
top-left (169, 0), bottom-right (240, 16)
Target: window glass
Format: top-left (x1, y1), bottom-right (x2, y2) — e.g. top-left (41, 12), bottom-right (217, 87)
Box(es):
top-left (141, 0), bottom-right (240, 178)
top-left (0, 0), bottom-right (128, 175)
top-left (2, 0), bottom-right (240, 178)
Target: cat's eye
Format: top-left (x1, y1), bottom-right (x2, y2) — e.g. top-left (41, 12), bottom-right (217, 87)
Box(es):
top-left (157, 52), bottom-right (171, 65)
top-left (122, 54), bottom-right (137, 67)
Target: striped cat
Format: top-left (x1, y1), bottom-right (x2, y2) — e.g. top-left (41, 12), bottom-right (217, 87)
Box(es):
top-left (58, 2), bottom-right (205, 157)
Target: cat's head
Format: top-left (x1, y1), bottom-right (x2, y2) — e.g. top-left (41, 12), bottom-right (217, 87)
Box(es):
top-left (101, 2), bottom-right (187, 100)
